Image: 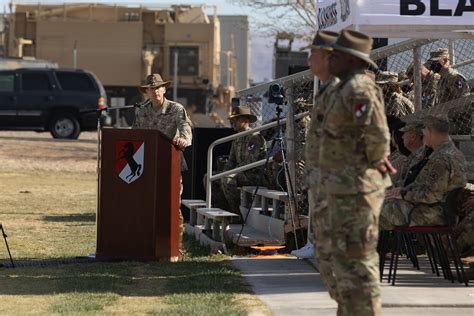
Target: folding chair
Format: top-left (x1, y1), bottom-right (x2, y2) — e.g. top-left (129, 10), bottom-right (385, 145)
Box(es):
top-left (379, 188), bottom-right (469, 286)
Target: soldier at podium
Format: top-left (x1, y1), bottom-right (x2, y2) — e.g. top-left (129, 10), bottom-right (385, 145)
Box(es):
top-left (133, 73), bottom-right (193, 254)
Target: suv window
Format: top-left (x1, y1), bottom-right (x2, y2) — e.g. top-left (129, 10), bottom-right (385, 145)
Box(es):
top-left (56, 72), bottom-right (97, 92)
top-left (22, 72), bottom-right (53, 91)
top-left (0, 73), bottom-right (15, 92)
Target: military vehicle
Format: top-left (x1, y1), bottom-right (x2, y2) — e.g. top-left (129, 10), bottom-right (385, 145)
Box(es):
top-left (5, 3), bottom-right (221, 124)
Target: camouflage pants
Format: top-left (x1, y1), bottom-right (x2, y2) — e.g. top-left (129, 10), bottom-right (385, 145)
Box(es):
top-left (203, 173), bottom-right (231, 211)
top-left (454, 210), bottom-right (474, 257)
top-left (329, 190), bottom-right (384, 316)
top-left (379, 199), bottom-right (445, 230)
top-left (220, 171), bottom-right (264, 217)
top-left (309, 186), bottom-right (341, 304)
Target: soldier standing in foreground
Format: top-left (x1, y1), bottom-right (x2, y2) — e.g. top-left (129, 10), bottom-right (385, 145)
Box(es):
top-left (320, 30), bottom-right (393, 315)
top-left (301, 30), bottom-right (342, 305)
top-left (133, 74), bottom-right (192, 150)
top-left (133, 73), bottom-right (193, 254)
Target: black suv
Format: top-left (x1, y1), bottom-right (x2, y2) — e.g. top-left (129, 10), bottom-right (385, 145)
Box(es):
top-left (0, 68), bottom-right (108, 139)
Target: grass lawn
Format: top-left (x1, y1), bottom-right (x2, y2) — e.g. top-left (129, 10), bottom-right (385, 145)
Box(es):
top-left (0, 170), bottom-right (270, 315)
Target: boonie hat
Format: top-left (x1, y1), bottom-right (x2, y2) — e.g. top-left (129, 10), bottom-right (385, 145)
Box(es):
top-left (139, 73), bottom-right (172, 93)
top-left (228, 106), bottom-right (257, 123)
top-left (301, 31), bottom-right (339, 51)
top-left (376, 71), bottom-right (399, 85)
top-left (331, 30), bottom-right (378, 69)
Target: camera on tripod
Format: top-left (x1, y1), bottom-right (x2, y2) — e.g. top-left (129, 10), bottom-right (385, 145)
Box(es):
top-left (268, 83), bottom-right (285, 105)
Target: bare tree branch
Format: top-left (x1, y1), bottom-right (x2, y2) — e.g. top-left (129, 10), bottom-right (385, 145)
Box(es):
top-left (229, 0), bottom-right (317, 37)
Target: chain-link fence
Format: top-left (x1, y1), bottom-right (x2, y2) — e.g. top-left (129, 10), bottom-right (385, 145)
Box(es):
top-left (236, 71), bottom-right (314, 218)
top-left (236, 38), bottom-right (473, 229)
top-left (372, 39), bottom-right (473, 135)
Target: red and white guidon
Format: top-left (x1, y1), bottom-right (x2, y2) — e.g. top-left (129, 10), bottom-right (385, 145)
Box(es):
top-left (115, 140), bottom-right (144, 184)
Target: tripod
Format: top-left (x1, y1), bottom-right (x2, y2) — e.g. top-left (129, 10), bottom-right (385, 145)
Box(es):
top-left (0, 224), bottom-right (14, 268)
top-left (236, 105), bottom-right (303, 249)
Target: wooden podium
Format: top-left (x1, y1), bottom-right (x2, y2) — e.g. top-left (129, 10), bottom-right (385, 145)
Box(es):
top-left (96, 128), bottom-right (181, 261)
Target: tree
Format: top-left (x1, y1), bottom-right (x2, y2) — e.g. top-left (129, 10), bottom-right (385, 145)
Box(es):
top-left (230, 0), bottom-right (317, 40)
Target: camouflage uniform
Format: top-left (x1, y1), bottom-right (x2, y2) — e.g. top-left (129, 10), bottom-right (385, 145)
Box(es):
top-left (422, 71), bottom-right (441, 109)
top-left (385, 92), bottom-right (414, 117)
top-left (376, 71), bottom-right (414, 117)
top-left (380, 140), bottom-right (467, 230)
top-left (220, 128), bottom-right (266, 217)
top-left (436, 67), bottom-right (470, 105)
top-left (394, 145), bottom-right (430, 187)
top-left (436, 67), bottom-right (471, 134)
top-left (294, 98), bottom-right (311, 203)
top-left (388, 150), bottom-right (408, 185)
top-left (320, 69), bottom-right (391, 315)
top-left (305, 76), bottom-right (340, 302)
top-left (453, 183), bottom-right (474, 257)
top-left (133, 98), bottom-right (193, 157)
top-left (133, 98), bottom-right (193, 248)
top-left (406, 69), bottom-right (440, 109)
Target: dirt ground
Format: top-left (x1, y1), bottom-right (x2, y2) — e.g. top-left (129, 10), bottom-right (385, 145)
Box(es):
top-left (0, 131), bottom-right (98, 172)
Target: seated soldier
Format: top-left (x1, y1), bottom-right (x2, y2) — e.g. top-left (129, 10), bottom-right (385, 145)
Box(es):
top-left (394, 120), bottom-right (429, 187)
top-left (220, 106), bottom-right (267, 218)
top-left (454, 183), bottom-right (474, 258)
top-left (379, 115), bottom-right (467, 230)
top-left (387, 118), bottom-right (410, 184)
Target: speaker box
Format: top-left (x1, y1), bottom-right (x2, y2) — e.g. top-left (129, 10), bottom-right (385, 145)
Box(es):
top-left (182, 128), bottom-right (234, 204)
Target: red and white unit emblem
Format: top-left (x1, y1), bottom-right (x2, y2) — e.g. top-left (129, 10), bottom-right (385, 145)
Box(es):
top-left (115, 140), bottom-right (145, 184)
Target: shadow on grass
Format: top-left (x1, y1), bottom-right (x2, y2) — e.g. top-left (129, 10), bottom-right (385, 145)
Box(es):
top-left (0, 236), bottom-right (250, 297)
top-left (42, 213), bottom-right (96, 222)
top-left (0, 260), bottom-right (249, 296)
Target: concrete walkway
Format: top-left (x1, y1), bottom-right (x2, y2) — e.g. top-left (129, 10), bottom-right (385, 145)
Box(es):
top-left (232, 256), bottom-right (474, 316)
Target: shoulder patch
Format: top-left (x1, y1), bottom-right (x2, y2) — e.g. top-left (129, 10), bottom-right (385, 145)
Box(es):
top-left (355, 102), bottom-right (367, 118)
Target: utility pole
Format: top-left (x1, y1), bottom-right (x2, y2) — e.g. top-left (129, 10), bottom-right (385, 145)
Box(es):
top-left (173, 50), bottom-right (178, 101)
top-left (73, 40), bottom-right (77, 69)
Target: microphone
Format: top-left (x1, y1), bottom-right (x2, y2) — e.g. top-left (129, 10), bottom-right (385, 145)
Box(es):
top-left (134, 99), bottom-right (151, 108)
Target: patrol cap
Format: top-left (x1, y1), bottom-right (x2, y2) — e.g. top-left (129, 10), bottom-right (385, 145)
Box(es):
top-left (139, 73), bottom-right (172, 93)
top-left (422, 115), bottom-right (450, 133)
top-left (375, 71), bottom-right (399, 85)
top-left (428, 48), bottom-right (449, 62)
top-left (301, 31), bottom-right (339, 51)
top-left (399, 121), bottom-right (424, 135)
top-left (228, 105), bottom-right (257, 123)
top-left (331, 30), bottom-right (378, 69)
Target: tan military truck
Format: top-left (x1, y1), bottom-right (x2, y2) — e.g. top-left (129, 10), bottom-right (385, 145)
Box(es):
top-left (5, 3), bottom-right (221, 124)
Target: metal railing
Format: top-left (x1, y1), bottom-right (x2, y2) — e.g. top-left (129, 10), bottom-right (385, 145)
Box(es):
top-left (205, 111), bottom-right (309, 208)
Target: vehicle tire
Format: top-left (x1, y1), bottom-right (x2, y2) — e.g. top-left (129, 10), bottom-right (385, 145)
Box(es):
top-left (49, 113), bottom-right (81, 139)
